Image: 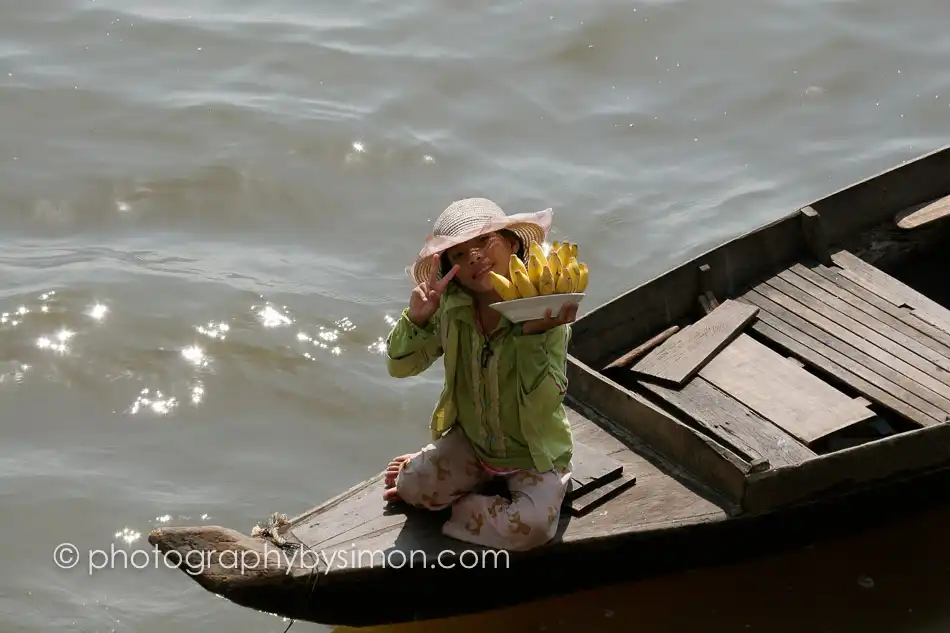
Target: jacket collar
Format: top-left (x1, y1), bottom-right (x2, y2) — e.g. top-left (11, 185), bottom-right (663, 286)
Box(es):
top-left (441, 284), bottom-right (516, 333)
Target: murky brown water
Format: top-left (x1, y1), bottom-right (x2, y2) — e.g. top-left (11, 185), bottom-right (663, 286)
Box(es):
top-left (3, 0), bottom-right (950, 631)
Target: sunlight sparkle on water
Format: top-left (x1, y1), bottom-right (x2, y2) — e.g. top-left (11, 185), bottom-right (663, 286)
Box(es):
top-left (36, 329), bottom-right (72, 353)
top-left (191, 382), bottom-right (204, 404)
top-left (88, 303), bottom-right (108, 320)
top-left (129, 388), bottom-right (178, 415)
top-left (196, 321), bottom-right (228, 339)
top-left (181, 345), bottom-right (207, 367)
top-left (257, 305), bottom-right (291, 327)
top-left (114, 527), bottom-right (141, 544)
top-left (368, 336), bottom-right (388, 354)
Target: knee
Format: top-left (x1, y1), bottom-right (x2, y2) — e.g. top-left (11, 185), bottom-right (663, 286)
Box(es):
top-left (505, 502), bottom-right (560, 551)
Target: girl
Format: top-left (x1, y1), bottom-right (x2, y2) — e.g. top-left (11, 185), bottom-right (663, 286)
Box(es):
top-left (382, 197), bottom-right (576, 551)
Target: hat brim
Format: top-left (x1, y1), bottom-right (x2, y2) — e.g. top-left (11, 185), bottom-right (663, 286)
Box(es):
top-left (406, 208), bottom-right (553, 285)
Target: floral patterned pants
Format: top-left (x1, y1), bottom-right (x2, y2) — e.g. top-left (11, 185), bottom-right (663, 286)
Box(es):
top-left (394, 427), bottom-right (572, 551)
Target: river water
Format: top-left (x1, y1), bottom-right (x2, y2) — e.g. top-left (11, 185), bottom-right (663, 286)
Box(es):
top-left (2, 0), bottom-right (950, 631)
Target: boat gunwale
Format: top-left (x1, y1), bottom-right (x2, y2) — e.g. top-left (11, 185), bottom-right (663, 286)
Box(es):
top-left (570, 141), bottom-right (950, 369)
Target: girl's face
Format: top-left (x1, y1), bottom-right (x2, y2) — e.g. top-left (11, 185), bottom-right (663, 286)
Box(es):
top-left (443, 231), bottom-right (520, 294)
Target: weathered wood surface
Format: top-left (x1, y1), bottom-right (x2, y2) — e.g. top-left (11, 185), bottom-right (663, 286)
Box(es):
top-left (800, 206), bottom-right (832, 265)
top-left (630, 300), bottom-right (759, 387)
top-left (778, 266), bottom-right (950, 372)
top-left (570, 357), bottom-right (751, 505)
top-left (809, 263), bottom-right (950, 351)
top-left (603, 325), bottom-right (680, 371)
top-left (895, 193), bottom-right (950, 229)
top-left (832, 249), bottom-right (950, 333)
top-left (765, 274), bottom-right (950, 390)
top-left (750, 279), bottom-right (950, 406)
top-left (639, 375), bottom-right (816, 468)
top-left (744, 419), bottom-right (950, 512)
top-left (277, 403), bottom-right (728, 571)
top-left (698, 333), bottom-right (877, 444)
top-left (565, 440), bottom-right (622, 498)
top-left (741, 291), bottom-right (946, 427)
top-left (566, 471), bottom-right (638, 517)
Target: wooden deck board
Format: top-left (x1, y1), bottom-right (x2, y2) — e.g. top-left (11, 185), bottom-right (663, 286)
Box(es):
top-left (740, 291), bottom-right (944, 426)
top-left (764, 275), bottom-right (950, 393)
top-left (630, 299), bottom-right (758, 387)
top-left (565, 440), bottom-right (623, 498)
top-left (779, 266), bottom-right (950, 372)
top-left (285, 408), bottom-right (727, 565)
top-left (832, 250), bottom-right (950, 333)
top-left (801, 262), bottom-right (950, 358)
top-left (697, 333), bottom-right (877, 444)
top-left (809, 263), bottom-right (950, 351)
top-left (639, 375), bottom-right (816, 467)
top-left (752, 279), bottom-right (950, 407)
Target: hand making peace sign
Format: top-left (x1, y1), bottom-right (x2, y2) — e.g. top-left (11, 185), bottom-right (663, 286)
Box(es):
top-left (407, 254), bottom-right (460, 327)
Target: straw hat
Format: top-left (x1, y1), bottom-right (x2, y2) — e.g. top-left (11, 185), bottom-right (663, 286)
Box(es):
top-left (407, 198), bottom-right (553, 285)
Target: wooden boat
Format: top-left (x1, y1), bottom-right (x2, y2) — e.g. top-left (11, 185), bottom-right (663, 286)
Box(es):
top-left (150, 143), bottom-right (950, 627)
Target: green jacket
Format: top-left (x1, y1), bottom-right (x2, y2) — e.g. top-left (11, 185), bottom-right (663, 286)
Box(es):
top-left (385, 286), bottom-right (573, 472)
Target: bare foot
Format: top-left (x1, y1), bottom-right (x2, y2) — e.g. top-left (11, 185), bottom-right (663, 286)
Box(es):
top-left (382, 452), bottom-right (420, 502)
top-left (383, 487), bottom-right (402, 503)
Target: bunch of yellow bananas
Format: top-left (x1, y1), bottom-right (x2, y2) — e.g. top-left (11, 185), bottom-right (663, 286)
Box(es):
top-left (489, 241), bottom-right (589, 301)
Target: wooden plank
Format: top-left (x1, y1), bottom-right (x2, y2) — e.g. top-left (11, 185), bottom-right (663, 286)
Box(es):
top-left (766, 275), bottom-right (950, 389)
top-left (697, 263), bottom-right (720, 314)
top-left (778, 267), bottom-right (950, 372)
top-left (807, 263), bottom-right (950, 355)
top-left (758, 276), bottom-right (950, 402)
top-left (630, 299), bottom-right (759, 387)
top-left (565, 472), bottom-right (637, 517)
top-left (800, 206), bottom-right (832, 265)
top-left (832, 250), bottom-right (950, 332)
top-left (640, 376), bottom-right (816, 468)
top-left (744, 419), bottom-right (950, 513)
top-left (602, 325), bottom-right (680, 371)
top-left (698, 333), bottom-right (877, 444)
top-left (740, 291), bottom-right (944, 427)
top-left (895, 193), bottom-right (950, 229)
top-left (568, 356), bottom-right (750, 506)
top-left (564, 441), bottom-right (622, 500)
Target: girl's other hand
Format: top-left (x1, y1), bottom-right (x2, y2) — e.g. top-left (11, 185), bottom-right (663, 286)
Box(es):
top-left (407, 254), bottom-right (459, 327)
top-left (521, 302), bottom-right (578, 335)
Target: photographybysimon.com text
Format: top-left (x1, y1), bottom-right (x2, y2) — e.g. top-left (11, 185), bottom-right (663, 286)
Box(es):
top-left (53, 542), bottom-right (510, 576)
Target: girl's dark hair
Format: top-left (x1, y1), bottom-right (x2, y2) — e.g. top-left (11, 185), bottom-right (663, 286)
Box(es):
top-left (439, 229), bottom-right (524, 280)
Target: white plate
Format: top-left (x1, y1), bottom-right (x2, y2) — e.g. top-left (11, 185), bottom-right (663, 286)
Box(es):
top-left (489, 293), bottom-right (585, 323)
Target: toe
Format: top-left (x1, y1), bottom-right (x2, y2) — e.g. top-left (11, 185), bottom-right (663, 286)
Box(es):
top-left (383, 487), bottom-right (402, 503)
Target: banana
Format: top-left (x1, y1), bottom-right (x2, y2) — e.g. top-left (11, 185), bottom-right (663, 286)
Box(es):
top-left (555, 267), bottom-right (573, 293)
top-left (538, 265), bottom-right (555, 295)
top-left (512, 269), bottom-right (538, 298)
top-left (564, 264), bottom-right (579, 292)
top-left (547, 251), bottom-right (562, 281)
top-left (528, 241), bottom-right (546, 264)
top-left (527, 253), bottom-right (544, 286)
top-left (570, 242), bottom-right (578, 259)
top-left (509, 253), bottom-right (528, 280)
top-left (489, 271), bottom-right (520, 301)
top-left (567, 255), bottom-right (581, 279)
top-left (557, 242), bottom-right (572, 269)
top-left (576, 262), bottom-right (589, 292)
